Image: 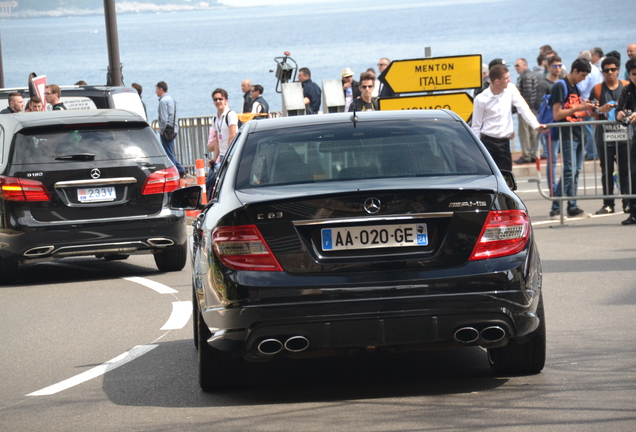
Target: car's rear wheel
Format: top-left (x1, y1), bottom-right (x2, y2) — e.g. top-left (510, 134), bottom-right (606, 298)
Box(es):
top-left (154, 242), bottom-right (187, 272)
top-left (0, 258), bottom-right (18, 285)
top-left (488, 295), bottom-right (546, 375)
top-left (197, 308), bottom-right (245, 392)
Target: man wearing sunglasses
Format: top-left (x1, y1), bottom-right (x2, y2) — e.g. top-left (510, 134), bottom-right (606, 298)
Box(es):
top-left (616, 58), bottom-right (636, 224)
top-left (348, 72), bottom-right (379, 112)
top-left (592, 57), bottom-right (630, 216)
top-left (534, 55), bottom-right (564, 193)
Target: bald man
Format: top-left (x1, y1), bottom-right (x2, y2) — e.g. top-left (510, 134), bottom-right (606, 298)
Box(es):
top-left (241, 79), bottom-right (252, 113)
top-left (625, 44), bottom-right (636, 80)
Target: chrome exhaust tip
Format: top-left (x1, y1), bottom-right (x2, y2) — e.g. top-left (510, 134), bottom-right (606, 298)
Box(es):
top-left (24, 246), bottom-right (55, 257)
top-left (147, 238), bottom-right (175, 247)
top-left (284, 336), bottom-right (309, 353)
top-left (257, 338), bottom-right (283, 355)
top-left (480, 326), bottom-right (506, 343)
top-left (453, 327), bottom-right (480, 344)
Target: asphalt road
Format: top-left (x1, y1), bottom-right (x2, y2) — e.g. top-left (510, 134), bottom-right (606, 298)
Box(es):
top-left (1, 176), bottom-right (635, 432)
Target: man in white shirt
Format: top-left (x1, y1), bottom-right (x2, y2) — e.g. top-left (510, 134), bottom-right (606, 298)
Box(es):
top-left (471, 64), bottom-right (546, 171)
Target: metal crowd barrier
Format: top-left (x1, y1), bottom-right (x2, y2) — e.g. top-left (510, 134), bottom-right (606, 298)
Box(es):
top-left (533, 119), bottom-right (634, 224)
top-left (150, 112), bottom-right (282, 174)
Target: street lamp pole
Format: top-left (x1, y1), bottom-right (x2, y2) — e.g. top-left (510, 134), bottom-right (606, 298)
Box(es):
top-left (103, 0), bottom-right (122, 86)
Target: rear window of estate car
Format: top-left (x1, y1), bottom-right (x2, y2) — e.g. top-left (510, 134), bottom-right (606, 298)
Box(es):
top-left (236, 119), bottom-right (492, 188)
top-left (12, 124), bottom-right (163, 164)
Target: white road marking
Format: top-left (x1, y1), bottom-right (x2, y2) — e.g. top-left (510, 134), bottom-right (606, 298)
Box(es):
top-left (161, 301), bottom-right (193, 330)
top-left (123, 276), bottom-right (177, 294)
top-left (27, 345), bottom-right (158, 397)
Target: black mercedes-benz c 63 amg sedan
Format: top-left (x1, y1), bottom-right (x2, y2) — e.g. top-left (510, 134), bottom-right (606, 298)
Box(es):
top-left (181, 109), bottom-right (545, 391)
top-left (0, 110), bottom-right (188, 283)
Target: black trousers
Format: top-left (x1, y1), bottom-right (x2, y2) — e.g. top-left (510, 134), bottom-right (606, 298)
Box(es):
top-left (480, 134), bottom-right (512, 172)
top-left (597, 142), bottom-right (629, 209)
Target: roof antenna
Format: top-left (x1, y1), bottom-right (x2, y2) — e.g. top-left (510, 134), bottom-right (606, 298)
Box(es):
top-left (350, 104), bottom-right (358, 128)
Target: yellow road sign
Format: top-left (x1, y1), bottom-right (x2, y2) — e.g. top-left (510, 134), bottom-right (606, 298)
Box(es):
top-left (378, 92), bottom-right (474, 122)
top-left (379, 54), bottom-right (482, 94)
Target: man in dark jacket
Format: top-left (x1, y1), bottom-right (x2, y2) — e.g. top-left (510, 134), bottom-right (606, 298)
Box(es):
top-left (0, 93), bottom-right (24, 114)
top-left (298, 67), bottom-right (321, 114)
top-left (249, 84), bottom-right (269, 119)
top-left (616, 58), bottom-right (636, 224)
top-left (514, 58), bottom-right (539, 164)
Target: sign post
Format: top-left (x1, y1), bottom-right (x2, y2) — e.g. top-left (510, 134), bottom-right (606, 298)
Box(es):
top-left (378, 54), bottom-right (482, 95)
top-left (378, 92), bottom-right (474, 122)
top-left (377, 54), bottom-right (481, 121)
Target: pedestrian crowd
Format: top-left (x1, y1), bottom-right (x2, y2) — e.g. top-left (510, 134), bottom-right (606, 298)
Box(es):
top-left (470, 43), bottom-right (636, 225)
top-left (5, 44), bottom-right (636, 224)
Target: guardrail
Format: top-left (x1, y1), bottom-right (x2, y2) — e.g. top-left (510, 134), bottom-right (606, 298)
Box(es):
top-left (533, 119), bottom-right (634, 224)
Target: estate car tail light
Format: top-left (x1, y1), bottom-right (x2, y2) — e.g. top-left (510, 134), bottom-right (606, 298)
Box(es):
top-left (0, 176), bottom-right (51, 202)
top-left (212, 225), bottom-right (283, 271)
top-left (141, 166), bottom-right (181, 195)
top-left (469, 210), bottom-right (530, 261)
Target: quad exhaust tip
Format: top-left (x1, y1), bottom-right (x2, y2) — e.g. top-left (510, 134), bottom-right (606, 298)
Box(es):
top-left (257, 336), bottom-right (310, 355)
top-left (453, 326), bottom-right (507, 344)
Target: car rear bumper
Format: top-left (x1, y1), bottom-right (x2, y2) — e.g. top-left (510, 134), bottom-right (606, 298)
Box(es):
top-left (0, 209), bottom-right (187, 261)
top-left (199, 252), bottom-right (542, 359)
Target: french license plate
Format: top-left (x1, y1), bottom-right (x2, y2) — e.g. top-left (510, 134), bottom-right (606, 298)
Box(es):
top-left (321, 223), bottom-right (428, 251)
top-left (77, 187), bottom-right (116, 203)
top-left (604, 124), bottom-right (628, 142)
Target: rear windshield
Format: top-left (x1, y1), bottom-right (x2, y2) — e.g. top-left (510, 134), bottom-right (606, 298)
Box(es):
top-left (12, 124), bottom-right (163, 164)
top-left (236, 119), bottom-right (492, 189)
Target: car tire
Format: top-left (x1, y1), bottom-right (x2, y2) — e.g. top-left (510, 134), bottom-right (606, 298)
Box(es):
top-left (154, 242), bottom-right (187, 272)
top-left (0, 258), bottom-right (18, 285)
top-left (197, 307), bottom-right (244, 392)
top-left (488, 295), bottom-right (546, 376)
top-left (192, 285), bottom-right (199, 349)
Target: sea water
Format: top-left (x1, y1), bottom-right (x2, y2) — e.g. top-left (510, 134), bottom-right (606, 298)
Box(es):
top-left (0, 0), bottom-right (634, 124)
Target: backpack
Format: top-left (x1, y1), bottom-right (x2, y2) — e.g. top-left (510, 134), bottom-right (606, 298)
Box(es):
top-left (216, 110), bottom-right (243, 130)
top-left (593, 80), bottom-right (629, 121)
top-left (537, 79), bottom-right (568, 139)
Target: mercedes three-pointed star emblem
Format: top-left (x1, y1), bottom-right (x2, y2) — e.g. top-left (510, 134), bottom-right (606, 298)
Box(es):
top-left (364, 197), bottom-right (381, 214)
top-left (90, 168), bottom-right (101, 179)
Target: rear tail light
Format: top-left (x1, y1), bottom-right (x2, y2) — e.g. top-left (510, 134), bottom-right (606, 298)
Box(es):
top-left (0, 176), bottom-right (51, 202)
top-left (469, 210), bottom-right (530, 260)
top-left (141, 166), bottom-right (181, 195)
top-left (212, 225), bottom-right (283, 271)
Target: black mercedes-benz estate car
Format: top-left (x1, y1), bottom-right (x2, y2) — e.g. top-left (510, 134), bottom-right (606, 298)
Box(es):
top-left (0, 110), bottom-right (188, 283)
top-left (181, 109), bottom-right (544, 391)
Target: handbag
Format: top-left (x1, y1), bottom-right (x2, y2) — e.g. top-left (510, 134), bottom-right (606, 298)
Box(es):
top-left (162, 124), bottom-right (175, 141)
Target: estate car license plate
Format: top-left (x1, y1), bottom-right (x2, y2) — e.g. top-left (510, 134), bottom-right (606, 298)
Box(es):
top-left (321, 223), bottom-right (428, 251)
top-left (77, 187), bottom-right (116, 203)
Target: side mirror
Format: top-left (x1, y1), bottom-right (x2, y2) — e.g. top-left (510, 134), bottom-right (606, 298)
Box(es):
top-left (170, 185), bottom-right (202, 210)
top-left (500, 170), bottom-right (517, 191)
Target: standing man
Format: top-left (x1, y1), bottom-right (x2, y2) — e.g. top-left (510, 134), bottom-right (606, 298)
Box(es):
top-left (0, 93), bottom-right (24, 114)
top-left (590, 47), bottom-right (605, 71)
top-left (625, 44), bottom-right (636, 80)
top-left (592, 57), bottom-right (630, 215)
top-left (513, 58), bottom-right (539, 164)
top-left (298, 67), bottom-right (321, 114)
top-left (471, 64), bottom-right (545, 172)
top-left (131, 83), bottom-right (147, 119)
top-left (548, 59), bottom-right (596, 219)
top-left (377, 58), bottom-right (395, 98)
top-left (616, 58), bottom-right (636, 225)
top-left (577, 51), bottom-right (603, 160)
top-left (241, 79), bottom-right (252, 114)
top-left (249, 84), bottom-right (269, 119)
top-left (341, 68), bottom-right (360, 112)
top-left (44, 85), bottom-right (66, 110)
top-left (155, 81), bottom-right (185, 178)
top-left (348, 72), bottom-right (378, 112)
top-left (535, 55), bottom-right (564, 191)
top-left (25, 96), bottom-right (44, 112)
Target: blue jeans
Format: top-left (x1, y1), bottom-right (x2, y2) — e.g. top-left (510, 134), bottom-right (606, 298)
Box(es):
top-left (583, 119), bottom-right (597, 159)
top-left (544, 134), bottom-right (559, 194)
top-left (160, 133), bottom-right (185, 175)
top-left (551, 134), bottom-right (584, 212)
